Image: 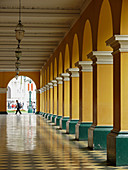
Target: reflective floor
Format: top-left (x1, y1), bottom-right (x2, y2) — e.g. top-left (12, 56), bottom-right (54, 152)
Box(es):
top-left (0, 114), bottom-right (128, 169)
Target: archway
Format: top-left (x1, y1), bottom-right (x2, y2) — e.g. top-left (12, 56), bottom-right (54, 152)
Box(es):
top-left (82, 19), bottom-right (92, 60)
top-left (72, 34), bottom-right (79, 68)
top-left (97, 0), bottom-right (113, 51)
top-left (59, 52), bottom-right (63, 74)
top-left (7, 76), bottom-right (37, 114)
top-left (64, 44), bottom-right (70, 72)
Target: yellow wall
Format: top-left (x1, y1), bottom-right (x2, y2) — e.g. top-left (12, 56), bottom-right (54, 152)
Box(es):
top-left (97, 0), bottom-right (113, 51)
top-left (97, 64), bottom-right (113, 126)
top-left (64, 81), bottom-right (70, 117)
top-left (82, 72), bottom-right (93, 122)
top-left (121, 0), bottom-right (128, 34)
top-left (64, 44), bottom-right (70, 72)
top-left (72, 77), bottom-right (79, 119)
top-left (82, 20), bottom-right (92, 61)
top-left (59, 52), bottom-right (63, 75)
top-left (54, 86), bottom-right (57, 115)
top-left (72, 34), bottom-right (79, 68)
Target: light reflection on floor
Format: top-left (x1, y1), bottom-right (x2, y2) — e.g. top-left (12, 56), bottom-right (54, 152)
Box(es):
top-left (0, 114), bottom-right (127, 169)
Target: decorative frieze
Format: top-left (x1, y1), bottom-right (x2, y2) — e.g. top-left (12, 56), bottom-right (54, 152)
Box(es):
top-left (66, 68), bottom-right (79, 77)
top-left (75, 61), bottom-right (93, 72)
top-left (87, 51), bottom-right (113, 65)
top-left (61, 73), bottom-right (70, 81)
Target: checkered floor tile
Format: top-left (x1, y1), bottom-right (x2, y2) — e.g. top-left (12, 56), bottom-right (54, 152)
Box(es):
top-left (0, 114), bottom-right (127, 169)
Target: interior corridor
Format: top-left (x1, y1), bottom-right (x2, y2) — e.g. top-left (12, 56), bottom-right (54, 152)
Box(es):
top-left (0, 114), bottom-right (127, 170)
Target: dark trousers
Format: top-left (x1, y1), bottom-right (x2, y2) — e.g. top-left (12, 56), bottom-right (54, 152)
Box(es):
top-left (16, 108), bottom-right (22, 114)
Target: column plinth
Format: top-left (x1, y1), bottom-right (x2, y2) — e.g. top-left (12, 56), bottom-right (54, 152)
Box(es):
top-left (106, 35), bottom-right (128, 166)
top-left (60, 73), bottom-right (70, 129)
top-left (75, 61), bottom-right (93, 140)
top-left (66, 68), bottom-right (79, 134)
top-left (87, 51), bottom-right (113, 149)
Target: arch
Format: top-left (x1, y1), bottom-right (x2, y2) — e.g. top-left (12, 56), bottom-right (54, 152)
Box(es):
top-left (47, 67), bottom-right (49, 83)
top-left (82, 20), bottom-right (93, 61)
top-left (50, 62), bottom-right (53, 81)
top-left (7, 76), bottom-right (37, 112)
top-left (120, 0), bottom-right (128, 34)
top-left (59, 52), bottom-right (63, 75)
top-left (4, 72), bottom-right (40, 89)
top-left (45, 70), bottom-right (47, 85)
top-left (72, 34), bottom-right (79, 68)
top-left (7, 86), bottom-right (11, 99)
top-left (54, 57), bottom-right (57, 78)
top-left (97, 0), bottom-right (113, 51)
top-left (64, 44), bottom-right (70, 72)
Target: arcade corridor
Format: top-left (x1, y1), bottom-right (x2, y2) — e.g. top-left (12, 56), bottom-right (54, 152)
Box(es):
top-left (0, 114), bottom-right (127, 170)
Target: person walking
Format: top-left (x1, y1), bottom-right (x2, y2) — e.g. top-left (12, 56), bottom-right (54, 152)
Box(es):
top-left (15, 100), bottom-right (22, 114)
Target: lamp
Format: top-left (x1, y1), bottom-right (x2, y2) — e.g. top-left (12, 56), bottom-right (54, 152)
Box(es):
top-left (15, 0), bottom-right (25, 43)
top-left (15, 45), bottom-right (22, 60)
top-left (15, 61), bottom-right (21, 68)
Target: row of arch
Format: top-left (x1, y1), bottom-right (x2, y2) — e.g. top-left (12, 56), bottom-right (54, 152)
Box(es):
top-left (41, 0), bottom-right (127, 86)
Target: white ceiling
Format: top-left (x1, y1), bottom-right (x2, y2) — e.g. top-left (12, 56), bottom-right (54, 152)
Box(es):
top-left (0, 0), bottom-right (90, 72)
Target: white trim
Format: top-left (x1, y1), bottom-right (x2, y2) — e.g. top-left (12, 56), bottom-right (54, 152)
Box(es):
top-left (35, 89), bottom-right (40, 94)
top-left (45, 84), bottom-right (49, 90)
top-left (106, 35), bottom-right (128, 53)
top-left (61, 73), bottom-right (70, 81)
top-left (56, 77), bottom-right (63, 84)
top-left (66, 68), bottom-right (79, 77)
top-left (0, 88), bottom-right (7, 94)
top-left (48, 82), bottom-right (53, 89)
top-left (51, 80), bottom-right (57, 87)
top-left (75, 61), bottom-right (93, 72)
top-left (87, 51), bottom-right (113, 64)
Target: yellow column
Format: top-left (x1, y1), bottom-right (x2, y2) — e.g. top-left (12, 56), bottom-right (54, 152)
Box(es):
top-left (45, 84), bottom-right (50, 114)
top-left (0, 88), bottom-right (7, 114)
top-left (75, 61), bottom-right (93, 140)
top-left (87, 51), bottom-right (113, 150)
top-left (66, 68), bottom-right (79, 134)
top-left (43, 87), bottom-right (47, 114)
top-left (106, 35), bottom-right (128, 166)
top-left (41, 87), bottom-right (44, 113)
top-left (51, 80), bottom-right (57, 123)
top-left (60, 73), bottom-right (70, 129)
top-left (36, 89), bottom-right (40, 114)
top-left (48, 82), bottom-right (53, 114)
top-left (55, 77), bottom-right (63, 126)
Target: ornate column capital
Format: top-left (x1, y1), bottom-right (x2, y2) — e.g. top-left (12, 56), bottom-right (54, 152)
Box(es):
top-left (48, 82), bottom-right (53, 89)
top-left (56, 77), bottom-right (63, 84)
top-left (51, 80), bottom-right (57, 86)
top-left (87, 51), bottom-right (113, 65)
top-left (43, 86), bottom-right (47, 91)
top-left (45, 84), bottom-right (49, 90)
top-left (61, 73), bottom-right (70, 81)
top-left (0, 88), bottom-right (7, 94)
top-left (36, 89), bottom-right (40, 94)
top-left (75, 61), bottom-right (93, 72)
top-left (66, 68), bottom-right (79, 77)
top-left (106, 35), bottom-right (128, 54)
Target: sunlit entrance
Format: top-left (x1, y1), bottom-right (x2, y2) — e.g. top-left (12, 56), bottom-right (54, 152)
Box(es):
top-left (7, 76), bottom-right (36, 114)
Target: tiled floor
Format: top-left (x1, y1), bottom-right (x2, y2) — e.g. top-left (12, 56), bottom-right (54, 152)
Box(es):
top-left (0, 114), bottom-right (128, 169)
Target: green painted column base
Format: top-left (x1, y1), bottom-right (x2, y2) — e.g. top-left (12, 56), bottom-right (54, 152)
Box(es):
top-left (75, 122), bottom-right (92, 141)
top-left (66, 120), bottom-right (79, 134)
top-left (55, 116), bottom-right (62, 126)
top-left (44, 113), bottom-right (49, 119)
top-left (60, 117), bottom-right (69, 129)
top-left (35, 111), bottom-right (40, 114)
top-left (51, 115), bottom-right (57, 123)
top-left (47, 114), bottom-right (52, 120)
top-left (39, 112), bottom-right (43, 115)
top-left (107, 131), bottom-right (128, 166)
top-left (88, 125), bottom-right (113, 150)
top-left (0, 111), bottom-right (8, 114)
top-left (42, 112), bottom-right (45, 117)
